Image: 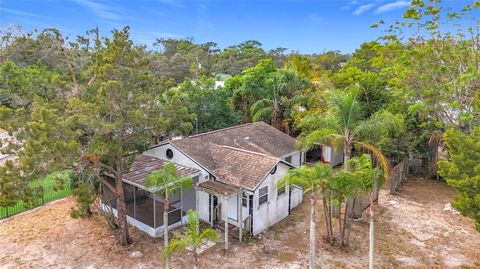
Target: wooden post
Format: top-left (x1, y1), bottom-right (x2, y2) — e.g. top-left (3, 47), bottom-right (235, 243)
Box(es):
top-left (224, 196), bottom-right (229, 250)
top-left (210, 194), bottom-right (214, 227)
top-left (238, 193), bottom-right (243, 242)
top-left (195, 189), bottom-right (200, 233)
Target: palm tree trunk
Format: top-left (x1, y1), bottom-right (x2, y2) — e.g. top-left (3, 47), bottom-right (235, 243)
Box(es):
top-left (322, 196), bottom-right (332, 245)
top-left (164, 197), bottom-right (170, 269)
top-left (328, 198), bottom-right (334, 244)
top-left (115, 159), bottom-right (131, 246)
top-left (344, 142), bottom-right (352, 162)
top-left (309, 191), bottom-right (317, 269)
top-left (338, 197), bottom-right (343, 245)
top-left (342, 201), bottom-right (349, 246)
top-left (193, 249), bottom-right (200, 269)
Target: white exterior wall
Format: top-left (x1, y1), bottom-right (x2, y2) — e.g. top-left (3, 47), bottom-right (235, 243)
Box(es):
top-left (282, 151), bottom-right (303, 168)
top-left (251, 162), bottom-right (303, 235)
top-left (329, 145), bottom-right (344, 167)
top-left (144, 143), bottom-right (212, 222)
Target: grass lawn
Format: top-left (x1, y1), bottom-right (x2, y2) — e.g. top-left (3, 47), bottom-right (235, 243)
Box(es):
top-left (0, 172), bottom-right (72, 218)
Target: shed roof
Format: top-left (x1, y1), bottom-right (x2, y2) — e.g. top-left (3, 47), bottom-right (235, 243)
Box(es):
top-left (196, 180), bottom-right (242, 197)
top-left (123, 155), bottom-right (199, 188)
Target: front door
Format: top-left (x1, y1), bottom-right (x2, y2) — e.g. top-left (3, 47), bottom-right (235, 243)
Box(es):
top-left (209, 194), bottom-right (219, 225)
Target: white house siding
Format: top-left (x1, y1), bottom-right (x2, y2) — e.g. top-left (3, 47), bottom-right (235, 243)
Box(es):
top-left (329, 145), bottom-right (344, 167)
top-left (289, 186), bottom-right (303, 209)
top-left (321, 146), bottom-right (343, 167)
top-left (252, 162), bottom-right (302, 235)
top-left (282, 151), bottom-right (303, 168)
top-left (143, 143), bottom-right (212, 222)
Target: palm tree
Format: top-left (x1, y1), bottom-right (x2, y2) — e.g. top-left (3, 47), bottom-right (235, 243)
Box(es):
top-left (297, 84), bottom-right (402, 162)
top-left (250, 69), bottom-right (308, 130)
top-left (297, 85), bottom-right (401, 218)
top-left (145, 162), bottom-right (193, 269)
top-left (165, 210), bottom-right (217, 269)
top-left (348, 152), bottom-right (387, 269)
top-left (278, 163), bottom-right (333, 269)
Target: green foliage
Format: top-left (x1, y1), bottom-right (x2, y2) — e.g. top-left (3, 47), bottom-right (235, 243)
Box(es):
top-left (70, 180), bottom-right (96, 218)
top-left (173, 77), bottom-right (240, 133)
top-left (164, 210), bottom-right (217, 264)
top-left (439, 128), bottom-right (480, 231)
top-left (278, 162), bottom-right (333, 194)
top-left (145, 162), bottom-right (193, 197)
top-left (297, 85), bottom-right (404, 158)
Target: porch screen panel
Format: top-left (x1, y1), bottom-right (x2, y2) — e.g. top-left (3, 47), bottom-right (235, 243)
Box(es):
top-left (154, 190), bottom-right (183, 228)
top-left (102, 177), bottom-right (117, 209)
top-left (123, 183), bottom-right (135, 218)
top-left (134, 188), bottom-right (155, 227)
top-left (168, 188), bottom-right (182, 225)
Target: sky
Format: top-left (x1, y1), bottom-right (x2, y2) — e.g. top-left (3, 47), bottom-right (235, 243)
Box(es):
top-left (0, 0), bottom-right (473, 54)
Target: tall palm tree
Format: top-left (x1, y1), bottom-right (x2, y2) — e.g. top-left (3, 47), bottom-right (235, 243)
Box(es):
top-left (297, 85), bottom-right (401, 218)
top-left (146, 162), bottom-right (193, 269)
top-left (165, 210), bottom-right (217, 269)
top-left (297, 84), bottom-right (402, 162)
top-left (347, 150), bottom-right (388, 269)
top-left (250, 69), bottom-right (308, 130)
top-left (278, 163), bottom-right (333, 269)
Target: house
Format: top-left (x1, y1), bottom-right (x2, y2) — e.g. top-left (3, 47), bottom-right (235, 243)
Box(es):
top-left (101, 122), bottom-right (304, 247)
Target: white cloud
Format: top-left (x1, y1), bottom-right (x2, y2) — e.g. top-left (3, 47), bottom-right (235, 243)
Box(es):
top-left (353, 4), bottom-right (375, 15)
top-left (72, 0), bottom-right (120, 20)
top-left (375, 1), bottom-right (411, 14)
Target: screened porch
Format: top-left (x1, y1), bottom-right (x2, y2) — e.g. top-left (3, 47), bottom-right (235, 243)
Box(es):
top-left (101, 155), bottom-right (200, 237)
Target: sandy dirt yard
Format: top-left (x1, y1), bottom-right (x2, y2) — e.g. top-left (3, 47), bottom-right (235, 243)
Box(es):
top-left (1, 177), bottom-right (479, 269)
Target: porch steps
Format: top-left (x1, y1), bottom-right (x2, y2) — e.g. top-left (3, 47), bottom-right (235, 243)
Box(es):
top-left (215, 221), bottom-right (240, 239)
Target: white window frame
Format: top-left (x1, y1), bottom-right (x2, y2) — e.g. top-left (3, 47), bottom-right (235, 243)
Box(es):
top-left (259, 186), bottom-right (268, 206)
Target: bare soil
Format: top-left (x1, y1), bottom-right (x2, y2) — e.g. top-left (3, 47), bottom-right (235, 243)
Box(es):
top-left (1, 177), bottom-right (479, 269)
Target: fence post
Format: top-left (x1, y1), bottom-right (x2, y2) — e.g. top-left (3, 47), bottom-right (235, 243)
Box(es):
top-left (41, 186), bottom-right (45, 205)
top-left (5, 207), bottom-right (8, 218)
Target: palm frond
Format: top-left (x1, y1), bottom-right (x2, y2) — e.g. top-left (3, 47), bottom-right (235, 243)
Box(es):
top-left (297, 129), bottom-right (343, 151)
top-left (355, 141), bottom-right (390, 182)
top-left (354, 110), bottom-right (404, 141)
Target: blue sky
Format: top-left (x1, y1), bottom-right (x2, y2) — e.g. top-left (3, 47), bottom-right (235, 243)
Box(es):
top-left (0, 0), bottom-right (472, 53)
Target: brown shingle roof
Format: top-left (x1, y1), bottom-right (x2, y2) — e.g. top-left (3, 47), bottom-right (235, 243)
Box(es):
top-left (123, 155), bottom-right (199, 188)
top-left (196, 180), bottom-right (242, 197)
top-left (207, 144), bottom-right (280, 190)
top-left (165, 122), bottom-right (296, 190)
top-left (171, 121), bottom-right (296, 159)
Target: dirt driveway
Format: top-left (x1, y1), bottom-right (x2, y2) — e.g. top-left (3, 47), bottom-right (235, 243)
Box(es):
top-left (0, 177), bottom-right (479, 269)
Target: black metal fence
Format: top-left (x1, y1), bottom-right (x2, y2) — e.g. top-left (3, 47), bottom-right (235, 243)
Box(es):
top-left (0, 179), bottom-right (72, 219)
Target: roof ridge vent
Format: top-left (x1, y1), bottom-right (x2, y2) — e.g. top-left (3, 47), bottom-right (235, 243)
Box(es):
top-left (221, 145), bottom-right (267, 157)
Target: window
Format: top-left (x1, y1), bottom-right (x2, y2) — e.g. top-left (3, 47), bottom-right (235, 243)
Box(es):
top-left (242, 193), bottom-right (247, 207)
top-left (259, 186), bottom-right (268, 205)
top-left (285, 155), bottom-right (292, 164)
top-left (277, 186), bottom-right (286, 197)
top-left (166, 149), bottom-right (174, 159)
